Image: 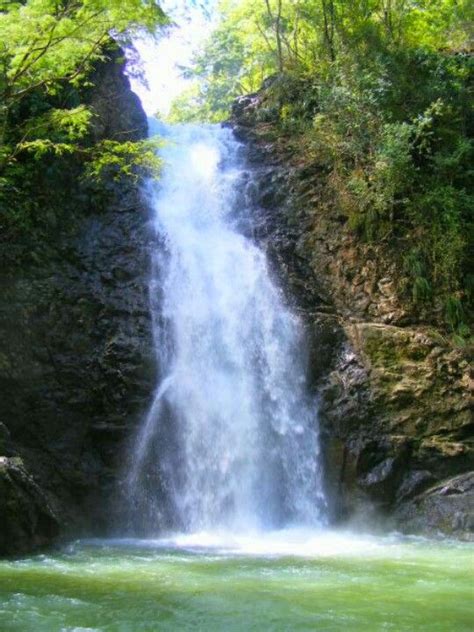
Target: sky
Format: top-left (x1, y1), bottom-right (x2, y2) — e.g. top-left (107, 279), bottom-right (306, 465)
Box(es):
top-left (129, 1), bottom-right (216, 116)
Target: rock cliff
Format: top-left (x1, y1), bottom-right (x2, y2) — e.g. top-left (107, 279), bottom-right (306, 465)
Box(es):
top-left (232, 93), bottom-right (473, 539)
top-left (0, 53), bottom-right (154, 555)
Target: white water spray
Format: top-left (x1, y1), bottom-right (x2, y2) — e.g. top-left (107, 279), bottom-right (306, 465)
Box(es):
top-left (127, 123), bottom-right (326, 534)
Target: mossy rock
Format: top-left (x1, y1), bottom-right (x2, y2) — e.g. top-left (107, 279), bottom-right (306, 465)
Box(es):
top-left (354, 323), bottom-right (432, 370)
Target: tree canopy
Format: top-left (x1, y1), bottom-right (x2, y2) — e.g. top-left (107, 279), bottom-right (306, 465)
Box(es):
top-left (170, 0), bottom-right (472, 122)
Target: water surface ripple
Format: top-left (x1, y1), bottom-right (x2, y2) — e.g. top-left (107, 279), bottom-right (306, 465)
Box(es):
top-left (0, 533), bottom-right (472, 631)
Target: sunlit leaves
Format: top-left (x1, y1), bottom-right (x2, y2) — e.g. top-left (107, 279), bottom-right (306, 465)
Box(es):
top-left (21, 106), bottom-right (94, 143)
top-left (0, 1), bottom-right (167, 257)
top-left (0, 0), bottom-right (167, 101)
top-left (85, 137), bottom-right (163, 182)
top-left (170, 0), bottom-right (473, 123)
top-left (0, 1), bottom-right (167, 183)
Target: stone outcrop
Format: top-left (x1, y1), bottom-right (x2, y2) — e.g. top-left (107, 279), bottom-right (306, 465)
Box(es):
top-left (395, 472), bottom-right (474, 537)
top-left (0, 456), bottom-right (59, 555)
top-left (0, 52), bottom-right (154, 555)
top-left (232, 93), bottom-right (473, 539)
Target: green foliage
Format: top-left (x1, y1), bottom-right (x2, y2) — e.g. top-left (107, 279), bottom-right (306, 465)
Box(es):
top-left (0, 0), bottom-right (166, 101)
top-left (22, 106), bottom-right (93, 142)
top-left (0, 0), bottom-right (167, 167)
top-left (403, 250), bottom-right (432, 302)
top-left (168, 0), bottom-right (277, 122)
top-left (171, 0), bottom-right (472, 122)
top-left (86, 138), bottom-right (163, 182)
top-left (311, 55), bottom-right (472, 335)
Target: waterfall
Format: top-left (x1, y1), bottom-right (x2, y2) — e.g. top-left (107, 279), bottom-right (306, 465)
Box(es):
top-left (126, 123), bottom-right (326, 534)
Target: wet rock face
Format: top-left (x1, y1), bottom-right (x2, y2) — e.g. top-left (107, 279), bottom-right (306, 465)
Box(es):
top-left (0, 457), bottom-right (59, 556)
top-left (86, 48), bottom-right (148, 142)
top-left (232, 101), bottom-right (473, 539)
top-left (0, 54), bottom-right (154, 554)
top-left (396, 472), bottom-right (474, 540)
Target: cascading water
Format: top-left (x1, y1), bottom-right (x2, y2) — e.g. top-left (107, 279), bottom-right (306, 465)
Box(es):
top-left (126, 123), bottom-right (326, 534)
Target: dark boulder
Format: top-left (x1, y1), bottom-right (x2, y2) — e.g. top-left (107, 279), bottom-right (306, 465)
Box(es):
top-left (0, 457), bottom-right (60, 556)
top-left (395, 472), bottom-right (474, 540)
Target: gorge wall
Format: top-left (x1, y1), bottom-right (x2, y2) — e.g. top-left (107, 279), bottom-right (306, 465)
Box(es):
top-left (0, 54), bottom-right (155, 555)
top-left (1, 62), bottom-right (472, 556)
top-left (232, 93), bottom-right (473, 539)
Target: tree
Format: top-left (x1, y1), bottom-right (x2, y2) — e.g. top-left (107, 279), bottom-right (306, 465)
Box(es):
top-left (0, 0), bottom-right (167, 170)
top-left (263, 0), bottom-right (284, 72)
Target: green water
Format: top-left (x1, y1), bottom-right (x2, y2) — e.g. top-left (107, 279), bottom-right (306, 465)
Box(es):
top-left (0, 531), bottom-right (472, 631)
